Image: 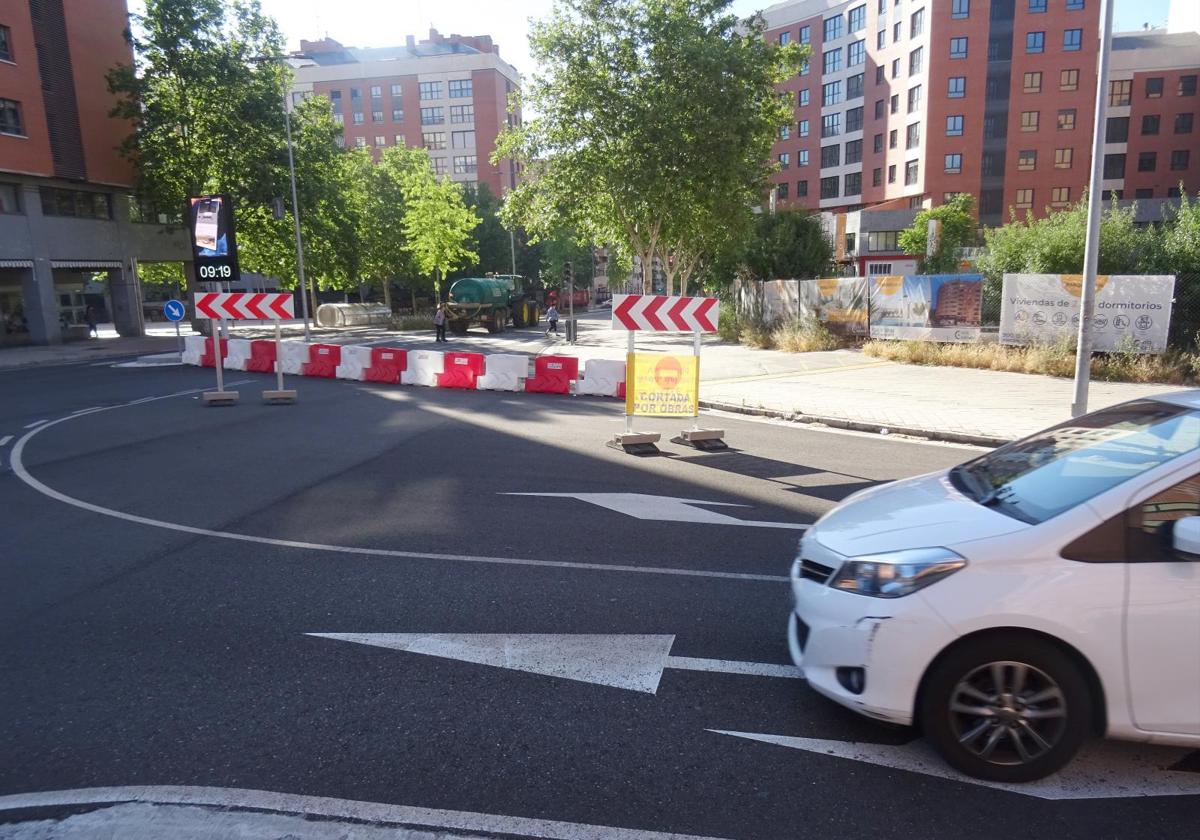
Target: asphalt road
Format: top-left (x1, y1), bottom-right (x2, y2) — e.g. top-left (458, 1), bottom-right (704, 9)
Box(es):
top-left (0, 359), bottom-right (1197, 839)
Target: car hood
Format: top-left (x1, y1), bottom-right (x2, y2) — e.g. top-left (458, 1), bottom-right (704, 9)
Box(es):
top-left (809, 470), bottom-right (1029, 557)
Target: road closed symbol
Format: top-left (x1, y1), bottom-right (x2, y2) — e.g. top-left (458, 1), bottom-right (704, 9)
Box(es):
top-left (627, 353), bottom-right (697, 417)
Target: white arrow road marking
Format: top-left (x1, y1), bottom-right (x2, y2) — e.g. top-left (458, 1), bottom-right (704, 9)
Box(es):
top-left (307, 633), bottom-right (802, 694)
top-left (504, 493), bottom-right (808, 530)
top-left (708, 730), bottom-right (1200, 800)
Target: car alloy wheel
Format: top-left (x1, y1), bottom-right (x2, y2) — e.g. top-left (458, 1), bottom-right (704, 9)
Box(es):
top-left (949, 661), bottom-right (1066, 766)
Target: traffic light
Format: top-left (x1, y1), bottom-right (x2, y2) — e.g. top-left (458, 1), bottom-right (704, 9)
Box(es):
top-left (563, 261), bottom-right (574, 287)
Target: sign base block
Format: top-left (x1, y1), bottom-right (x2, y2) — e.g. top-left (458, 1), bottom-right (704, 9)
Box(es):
top-left (607, 431), bottom-right (662, 457)
top-left (262, 389), bottom-right (297, 404)
top-left (672, 428), bottom-right (728, 451)
top-left (202, 390), bottom-right (239, 406)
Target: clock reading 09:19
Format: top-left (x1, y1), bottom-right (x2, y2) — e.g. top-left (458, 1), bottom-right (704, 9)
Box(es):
top-left (198, 264), bottom-right (233, 279)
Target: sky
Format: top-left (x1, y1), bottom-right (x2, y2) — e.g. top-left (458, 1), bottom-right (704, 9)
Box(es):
top-left (249, 0), bottom-right (1176, 82)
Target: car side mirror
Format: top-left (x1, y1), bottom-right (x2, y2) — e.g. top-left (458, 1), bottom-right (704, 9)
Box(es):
top-left (1171, 516), bottom-right (1200, 559)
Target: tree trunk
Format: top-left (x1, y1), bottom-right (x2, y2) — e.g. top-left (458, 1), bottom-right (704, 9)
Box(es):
top-left (382, 279), bottom-right (393, 311)
top-left (410, 287), bottom-right (417, 314)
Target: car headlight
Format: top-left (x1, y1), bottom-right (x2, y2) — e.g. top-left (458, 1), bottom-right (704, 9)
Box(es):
top-left (830, 548), bottom-right (966, 598)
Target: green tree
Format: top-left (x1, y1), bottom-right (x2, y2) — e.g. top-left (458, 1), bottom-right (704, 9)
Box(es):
top-left (496, 0), bottom-right (802, 295)
top-left (355, 146), bottom-right (424, 309)
top-left (899, 193), bottom-right (978, 274)
top-left (1154, 186), bottom-right (1200, 275)
top-left (401, 166), bottom-right (481, 299)
top-left (742, 210), bottom-right (832, 280)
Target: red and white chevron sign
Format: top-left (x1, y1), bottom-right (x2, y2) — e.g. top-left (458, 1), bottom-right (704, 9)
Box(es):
top-left (192, 292), bottom-right (295, 320)
top-left (611, 294), bottom-right (719, 332)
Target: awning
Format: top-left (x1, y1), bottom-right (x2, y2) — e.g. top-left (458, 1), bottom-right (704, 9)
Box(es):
top-left (0, 259), bottom-right (34, 269)
top-left (50, 260), bottom-right (123, 269)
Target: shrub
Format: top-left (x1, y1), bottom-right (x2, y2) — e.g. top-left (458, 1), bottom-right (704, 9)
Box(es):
top-left (391, 311), bottom-right (434, 331)
top-left (771, 317), bottom-right (843, 352)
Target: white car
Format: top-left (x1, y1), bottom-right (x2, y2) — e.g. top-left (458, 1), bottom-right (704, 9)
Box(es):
top-left (789, 394), bottom-right (1200, 782)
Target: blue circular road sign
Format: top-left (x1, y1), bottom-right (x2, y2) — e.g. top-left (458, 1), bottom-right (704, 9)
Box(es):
top-left (163, 300), bottom-right (186, 322)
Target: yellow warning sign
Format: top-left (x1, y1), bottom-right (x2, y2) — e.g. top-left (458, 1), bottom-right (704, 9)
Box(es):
top-left (625, 352), bottom-right (698, 417)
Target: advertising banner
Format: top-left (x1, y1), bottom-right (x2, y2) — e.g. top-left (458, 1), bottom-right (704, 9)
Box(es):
top-left (625, 352), bottom-right (698, 417)
top-left (801, 277), bottom-right (869, 336)
top-left (869, 274), bottom-right (985, 342)
top-left (999, 274), bottom-right (1176, 353)
top-left (187, 194), bottom-right (241, 285)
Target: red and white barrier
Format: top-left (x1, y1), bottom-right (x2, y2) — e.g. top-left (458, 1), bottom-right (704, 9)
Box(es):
top-left (364, 347), bottom-right (406, 384)
top-left (402, 349), bottom-right (444, 387)
top-left (245, 340), bottom-right (277, 373)
top-left (476, 354), bottom-right (529, 392)
top-left (224, 339), bottom-right (253, 372)
top-left (200, 338), bottom-right (229, 368)
top-left (575, 358), bottom-right (626, 397)
top-left (437, 352), bottom-right (486, 389)
top-left (302, 344), bottom-right (341, 378)
top-left (182, 335), bottom-right (206, 366)
top-left (525, 355), bottom-right (578, 395)
top-left (336, 345), bottom-right (374, 381)
top-left (278, 341), bottom-right (310, 375)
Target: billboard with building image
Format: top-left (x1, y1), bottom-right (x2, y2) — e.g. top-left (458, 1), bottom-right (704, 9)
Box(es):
top-left (869, 274), bottom-right (984, 342)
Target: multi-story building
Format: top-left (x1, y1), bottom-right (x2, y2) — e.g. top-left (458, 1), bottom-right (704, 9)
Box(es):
top-left (289, 29), bottom-right (522, 197)
top-left (0, 0), bottom-right (188, 346)
top-left (764, 0), bottom-right (1199, 232)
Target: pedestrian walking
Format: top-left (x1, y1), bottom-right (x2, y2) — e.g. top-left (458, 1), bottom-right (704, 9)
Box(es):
top-left (546, 304), bottom-right (559, 336)
top-left (434, 303), bottom-right (448, 342)
top-left (85, 305), bottom-right (98, 338)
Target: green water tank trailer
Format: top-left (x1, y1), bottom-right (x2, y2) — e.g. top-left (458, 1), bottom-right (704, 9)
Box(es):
top-left (445, 276), bottom-right (541, 335)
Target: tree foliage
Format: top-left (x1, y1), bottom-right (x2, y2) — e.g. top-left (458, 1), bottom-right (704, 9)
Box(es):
top-left (899, 193), bottom-right (978, 274)
top-left (742, 210), bottom-right (832, 280)
top-left (400, 164), bottom-right (480, 298)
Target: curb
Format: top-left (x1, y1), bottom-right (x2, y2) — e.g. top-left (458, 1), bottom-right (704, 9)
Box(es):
top-left (699, 399), bottom-right (1009, 448)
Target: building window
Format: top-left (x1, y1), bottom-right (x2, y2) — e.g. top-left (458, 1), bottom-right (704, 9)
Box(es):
top-left (352, 112), bottom-right (364, 124)
top-left (1018, 149), bottom-right (1037, 170)
top-left (894, 21), bottom-right (901, 42)
top-left (799, 149), bottom-right (809, 166)
top-left (394, 134), bottom-right (404, 145)
top-left (1063, 29), bottom-right (1082, 51)
top-left (1103, 153), bottom-right (1126, 178)
top-left (1177, 113), bottom-right (1195, 134)
top-left (952, 0), bottom-right (970, 20)
top-left (777, 181), bottom-right (789, 200)
top-left (333, 113), bottom-right (344, 126)
top-left (797, 179), bottom-right (808, 197)
top-left (1051, 187), bottom-right (1070, 205)
top-left (892, 58), bottom-right (900, 79)
top-left (391, 84), bottom-right (403, 97)
top-left (874, 99), bottom-right (885, 119)
top-left (800, 59), bottom-right (810, 76)
top-left (849, 39), bottom-right (866, 67)
top-left (1024, 72), bottom-right (1042, 94)
top-left (1015, 189), bottom-right (1033, 209)
top-left (453, 155), bottom-right (477, 175)
top-left (432, 157), bottom-right (448, 176)
top-left (39, 187), bottom-right (112, 219)
top-left (370, 85), bottom-right (382, 98)
top-left (372, 110), bottom-right (384, 122)
top-left (353, 136), bottom-right (366, 148)
top-left (1108, 79), bottom-right (1132, 107)
top-left (868, 262), bottom-right (894, 275)
top-left (350, 87), bottom-right (361, 102)
top-left (873, 167), bottom-right (882, 187)
top-left (823, 81), bottom-right (843, 106)
top-left (875, 65), bottom-right (885, 85)
top-left (908, 84), bottom-right (922, 112)
top-left (873, 133), bottom-right (883, 152)
top-left (799, 25), bottom-right (810, 44)
top-left (392, 109), bottom-right (404, 122)
top-left (1171, 150), bottom-right (1191, 170)
top-left (985, 76), bottom-right (1009, 100)
top-left (1135, 187), bottom-right (1153, 198)
top-left (1142, 114), bottom-right (1160, 135)
top-left (449, 79), bottom-right (473, 98)
top-left (1066, 0), bottom-right (1084, 8)
top-left (1026, 32), bottom-right (1045, 54)
top-left (820, 176), bottom-right (840, 199)
top-left (1058, 108), bottom-right (1077, 130)
top-left (909, 46), bottom-right (923, 75)
top-left (1060, 69), bottom-right (1079, 91)
top-left (890, 94), bottom-right (899, 114)
top-left (945, 153), bottom-right (962, 174)
top-left (820, 145), bottom-right (839, 167)
top-left (0, 24), bottom-right (11, 62)
top-left (1055, 148), bottom-right (1073, 169)
top-left (1181, 75), bottom-right (1198, 96)
top-left (946, 115), bottom-right (964, 136)
top-left (450, 105), bottom-right (474, 123)
top-left (904, 159), bottom-right (919, 185)
top-left (1145, 77), bottom-right (1164, 98)
top-left (0, 183), bottom-right (19, 214)
top-left (420, 107), bottom-right (444, 125)
top-left (779, 152), bottom-right (791, 169)
top-left (423, 132), bottom-right (447, 150)
top-left (1101, 189), bottom-right (1123, 200)
top-left (950, 38), bottom-right (967, 59)
top-left (823, 48), bottom-right (843, 74)
top-left (374, 135), bottom-right (385, 147)
top-left (0, 98), bottom-right (23, 135)
top-left (982, 151), bottom-right (1005, 176)
top-left (910, 8), bottom-right (924, 37)
top-left (877, 29), bottom-right (886, 49)
top-left (1028, 0), bottom-right (1046, 11)
top-left (948, 77), bottom-right (965, 98)
top-left (822, 113), bottom-right (842, 137)
top-left (1020, 110), bottom-right (1040, 132)
top-left (888, 164), bottom-right (896, 183)
top-left (889, 128), bottom-right (898, 148)
top-left (824, 15), bottom-right (843, 41)
top-left (799, 119), bottom-right (809, 137)
top-left (1138, 151), bottom-right (1157, 172)
top-left (329, 90), bottom-right (342, 109)
top-left (799, 89), bottom-right (810, 107)
top-left (906, 121), bottom-right (920, 149)
top-left (419, 81), bottom-right (443, 100)
top-left (779, 31), bottom-right (791, 46)
top-left (846, 106), bottom-right (864, 132)
top-left (1106, 116), bottom-right (1129, 142)
top-left (844, 172), bottom-right (862, 196)
top-left (984, 115), bottom-right (1002, 139)
top-left (780, 124), bottom-right (791, 140)
top-left (849, 4), bottom-right (866, 32)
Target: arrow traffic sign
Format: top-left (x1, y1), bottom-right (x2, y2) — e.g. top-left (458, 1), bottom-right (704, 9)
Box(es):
top-left (503, 493), bottom-right (807, 530)
top-left (611, 295), bottom-right (719, 332)
top-left (192, 292), bottom-right (294, 321)
top-left (307, 633), bottom-right (800, 694)
top-left (163, 300), bottom-right (186, 322)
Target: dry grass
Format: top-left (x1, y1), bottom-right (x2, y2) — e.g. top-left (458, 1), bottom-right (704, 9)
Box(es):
top-left (771, 318), bottom-right (843, 353)
top-left (862, 338), bottom-right (1199, 384)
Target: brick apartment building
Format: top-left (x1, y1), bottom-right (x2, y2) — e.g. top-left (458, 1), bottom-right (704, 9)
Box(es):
top-left (763, 0), bottom-right (1200, 232)
top-left (289, 30), bottom-right (522, 197)
top-left (0, 0), bottom-right (188, 346)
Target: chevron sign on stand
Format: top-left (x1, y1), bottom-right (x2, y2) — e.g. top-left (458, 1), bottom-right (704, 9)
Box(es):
top-left (193, 292), bottom-right (295, 320)
top-left (611, 294), bottom-right (719, 332)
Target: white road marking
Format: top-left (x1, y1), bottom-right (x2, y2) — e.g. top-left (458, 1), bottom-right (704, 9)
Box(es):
top-left (708, 730), bottom-right (1200, 800)
top-left (23, 419), bottom-right (47, 429)
top-left (0, 786), bottom-right (728, 840)
top-left (71, 407), bottom-right (100, 414)
top-left (505, 492), bottom-right (808, 530)
top-left (0, 435), bottom-right (12, 447)
top-left (9, 391), bottom-right (788, 584)
top-left (308, 633), bottom-right (802, 693)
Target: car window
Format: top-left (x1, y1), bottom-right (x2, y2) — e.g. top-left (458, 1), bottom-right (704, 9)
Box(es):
top-left (1128, 474), bottom-right (1200, 561)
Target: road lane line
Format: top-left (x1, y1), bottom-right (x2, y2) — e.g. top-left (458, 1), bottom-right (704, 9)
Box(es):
top-left (23, 419), bottom-right (47, 428)
top-left (10, 388), bottom-right (789, 584)
top-left (665, 656), bottom-right (802, 679)
top-left (0, 435), bottom-right (12, 447)
top-left (0, 786), bottom-right (729, 840)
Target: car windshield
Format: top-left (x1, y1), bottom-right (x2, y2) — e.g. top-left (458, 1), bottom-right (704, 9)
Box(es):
top-left (950, 399), bottom-right (1200, 524)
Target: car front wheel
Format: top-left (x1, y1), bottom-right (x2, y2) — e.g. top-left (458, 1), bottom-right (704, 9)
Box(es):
top-left (920, 635), bottom-right (1092, 783)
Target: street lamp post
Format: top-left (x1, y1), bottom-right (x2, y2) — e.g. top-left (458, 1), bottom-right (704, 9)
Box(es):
top-left (282, 88), bottom-right (313, 342)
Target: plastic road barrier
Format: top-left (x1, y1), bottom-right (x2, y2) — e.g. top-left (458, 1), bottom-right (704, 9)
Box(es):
top-left (200, 337), bottom-right (229, 368)
top-left (401, 349), bottom-right (444, 387)
top-left (575, 358), bottom-right (627, 397)
top-left (278, 341), bottom-right (311, 375)
top-left (364, 347), bottom-right (407, 384)
top-left (335, 345), bottom-right (374, 381)
top-left (476, 354), bottom-right (529, 392)
top-left (223, 339), bottom-right (253, 372)
top-left (245, 340), bottom-right (277, 373)
top-left (302, 344), bottom-right (342, 378)
top-left (436, 352), bottom-right (486, 389)
top-left (525, 355), bottom-right (579, 395)
top-left (182, 335), bottom-right (206, 366)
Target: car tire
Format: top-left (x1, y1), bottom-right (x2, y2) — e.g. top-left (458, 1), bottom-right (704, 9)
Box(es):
top-left (919, 634), bottom-right (1092, 783)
